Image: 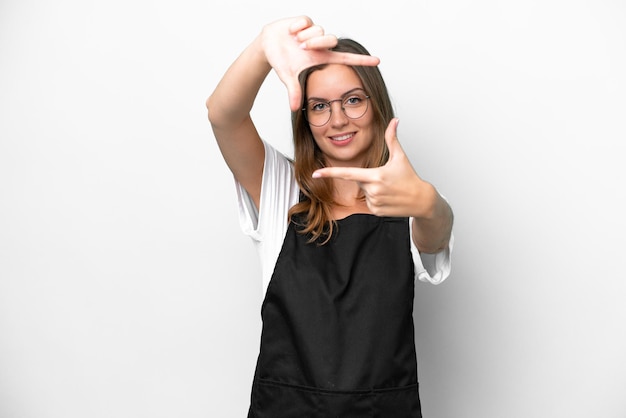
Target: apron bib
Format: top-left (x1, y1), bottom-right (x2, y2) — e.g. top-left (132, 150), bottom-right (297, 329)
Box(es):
top-left (248, 214), bottom-right (422, 417)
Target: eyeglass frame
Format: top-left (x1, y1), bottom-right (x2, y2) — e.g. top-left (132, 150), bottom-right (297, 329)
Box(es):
top-left (302, 89), bottom-right (371, 127)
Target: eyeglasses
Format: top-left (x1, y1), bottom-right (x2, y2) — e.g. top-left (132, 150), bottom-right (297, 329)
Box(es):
top-left (303, 89), bottom-right (370, 127)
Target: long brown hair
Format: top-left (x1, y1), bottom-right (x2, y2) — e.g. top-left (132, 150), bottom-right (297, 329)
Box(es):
top-left (288, 38), bottom-right (395, 244)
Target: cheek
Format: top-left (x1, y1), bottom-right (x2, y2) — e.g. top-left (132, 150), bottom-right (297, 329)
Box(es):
top-left (310, 127), bottom-right (326, 145)
top-left (359, 115), bottom-right (377, 141)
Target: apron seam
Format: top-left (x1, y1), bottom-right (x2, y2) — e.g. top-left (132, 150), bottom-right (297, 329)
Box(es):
top-left (255, 378), bottom-right (418, 396)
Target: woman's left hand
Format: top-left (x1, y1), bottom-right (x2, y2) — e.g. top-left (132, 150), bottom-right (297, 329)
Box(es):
top-left (312, 118), bottom-right (438, 219)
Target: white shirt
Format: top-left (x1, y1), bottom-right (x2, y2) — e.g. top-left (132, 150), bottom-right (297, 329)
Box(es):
top-left (236, 140), bottom-right (454, 297)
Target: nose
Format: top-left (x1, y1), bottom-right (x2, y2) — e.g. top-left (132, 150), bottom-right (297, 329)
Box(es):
top-left (328, 100), bottom-right (348, 127)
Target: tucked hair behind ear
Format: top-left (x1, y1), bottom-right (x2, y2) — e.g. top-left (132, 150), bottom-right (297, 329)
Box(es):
top-left (288, 38), bottom-right (395, 244)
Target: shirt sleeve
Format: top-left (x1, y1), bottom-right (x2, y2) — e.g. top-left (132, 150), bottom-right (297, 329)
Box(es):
top-left (235, 140), bottom-right (300, 294)
top-left (409, 223), bottom-right (454, 284)
top-left (408, 195), bottom-right (454, 284)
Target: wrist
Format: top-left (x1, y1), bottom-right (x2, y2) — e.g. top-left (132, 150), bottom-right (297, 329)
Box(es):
top-left (249, 35), bottom-right (272, 72)
top-left (410, 181), bottom-right (438, 220)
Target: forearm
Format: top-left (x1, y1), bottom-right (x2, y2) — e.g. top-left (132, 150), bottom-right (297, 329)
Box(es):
top-left (207, 36), bottom-right (271, 129)
top-left (411, 184), bottom-right (453, 254)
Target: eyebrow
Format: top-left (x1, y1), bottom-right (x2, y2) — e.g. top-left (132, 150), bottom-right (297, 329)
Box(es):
top-left (306, 88), bottom-right (366, 103)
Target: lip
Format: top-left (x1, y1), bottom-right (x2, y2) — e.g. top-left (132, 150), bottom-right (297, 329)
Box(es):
top-left (328, 132), bottom-right (356, 146)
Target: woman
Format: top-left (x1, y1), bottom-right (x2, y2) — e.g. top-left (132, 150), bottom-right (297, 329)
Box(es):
top-left (207, 16), bottom-right (453, 417)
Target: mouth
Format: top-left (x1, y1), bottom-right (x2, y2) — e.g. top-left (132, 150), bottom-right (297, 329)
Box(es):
top-left (329, 132), bottom-right (355, 143)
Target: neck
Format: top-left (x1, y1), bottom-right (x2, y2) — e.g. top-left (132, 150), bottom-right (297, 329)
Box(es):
top-left (330, 179), bottom-right (370, 219)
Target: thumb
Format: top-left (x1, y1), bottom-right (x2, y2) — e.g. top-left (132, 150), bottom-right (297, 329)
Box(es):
top-left (385, 117), bottom-right (402, 158)
top-left (274, 66), bottom-right (303, 112)
top-left (285, 78), bottom-right (303, 112)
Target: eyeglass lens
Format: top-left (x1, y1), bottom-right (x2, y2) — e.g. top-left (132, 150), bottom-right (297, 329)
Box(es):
top-left (304, 91), bottom-right (369, 127)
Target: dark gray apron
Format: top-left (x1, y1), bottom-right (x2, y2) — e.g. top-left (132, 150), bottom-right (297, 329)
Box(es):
top-left (248, 214), bottom-right (422, 417)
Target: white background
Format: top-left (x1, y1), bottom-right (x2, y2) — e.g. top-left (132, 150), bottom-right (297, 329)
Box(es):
top-left (1, 0), bottom-right (625, 417)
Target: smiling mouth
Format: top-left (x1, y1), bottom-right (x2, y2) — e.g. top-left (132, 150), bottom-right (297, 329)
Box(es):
top-left (330, 133), bottom-right (355, 142)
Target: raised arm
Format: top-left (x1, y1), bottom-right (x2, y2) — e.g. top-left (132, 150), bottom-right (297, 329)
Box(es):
top-left (206, 16), bottom-right (380, 209)
top-left (206, 31), bottom-right (270, 210)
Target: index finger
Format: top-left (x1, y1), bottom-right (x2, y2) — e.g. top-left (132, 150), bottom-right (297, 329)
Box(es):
top-left (312, 166), bottom-right (375, 182)
top-left (300, 38), bottom-right (380, 67)
top-left (327, 51), bottom-right (380, 67)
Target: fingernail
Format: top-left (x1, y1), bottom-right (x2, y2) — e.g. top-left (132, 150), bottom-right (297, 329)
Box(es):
top-left (312, 171), bottom-right (321, 178)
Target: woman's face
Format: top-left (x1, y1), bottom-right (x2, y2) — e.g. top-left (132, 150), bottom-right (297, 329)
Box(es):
top-left (305, 64), bottom-right (375, 168)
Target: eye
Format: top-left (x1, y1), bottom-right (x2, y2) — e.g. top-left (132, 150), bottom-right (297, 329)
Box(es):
top-left (344, 94), bottom-right (365, 107)
top-left (309, 101), bottom-right (330, 112)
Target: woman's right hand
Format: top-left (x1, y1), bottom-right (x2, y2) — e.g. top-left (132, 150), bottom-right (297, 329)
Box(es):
top-left (259, 16), bottom-right (380, 111)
